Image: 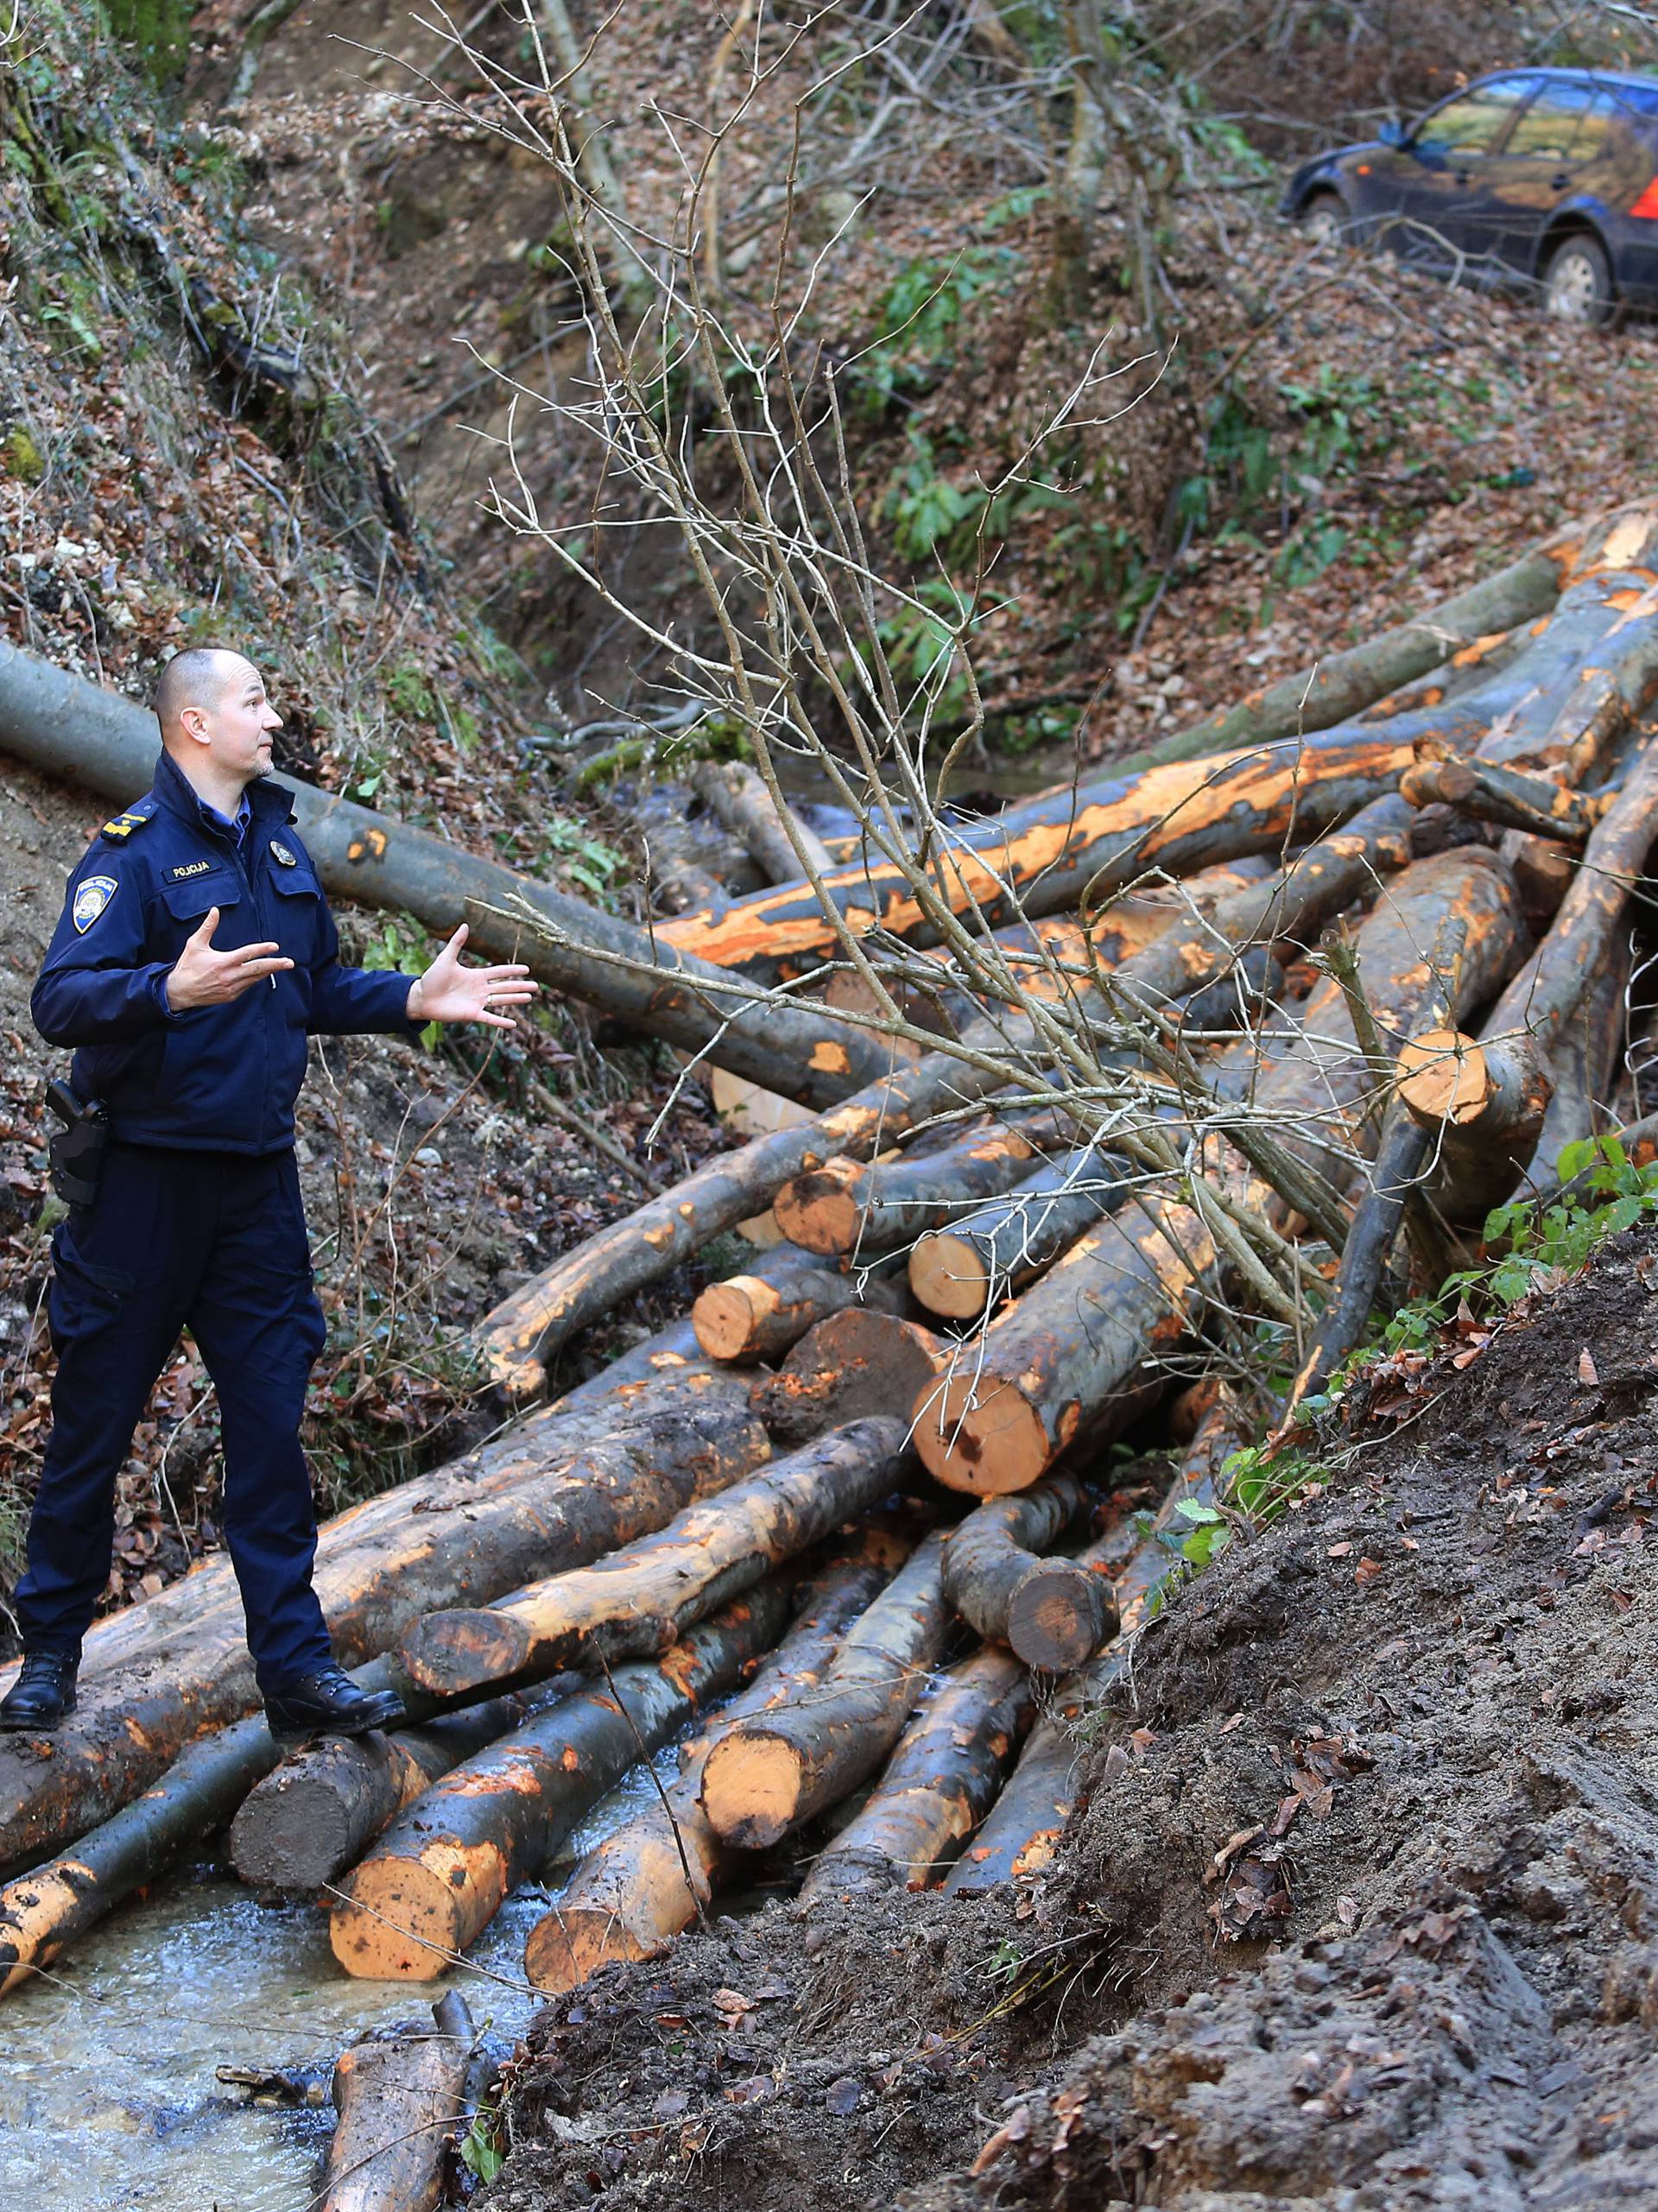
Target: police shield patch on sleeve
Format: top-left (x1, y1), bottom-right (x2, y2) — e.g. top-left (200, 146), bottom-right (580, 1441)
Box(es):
top-left (72, 875), bottom-right (119, 934)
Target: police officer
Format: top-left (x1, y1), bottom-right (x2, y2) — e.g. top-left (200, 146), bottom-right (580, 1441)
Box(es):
top-left (1, 647), bottom-right (536, 1741)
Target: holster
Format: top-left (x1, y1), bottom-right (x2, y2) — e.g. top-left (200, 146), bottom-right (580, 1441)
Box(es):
top-left (45, 1079), bottom-right (110, 1210)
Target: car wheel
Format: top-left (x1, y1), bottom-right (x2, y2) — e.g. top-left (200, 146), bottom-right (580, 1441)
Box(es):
top-left (1297, 194), bottom-right (1346, 248)
top-left (1542, 234), bottom-right (1613, 325)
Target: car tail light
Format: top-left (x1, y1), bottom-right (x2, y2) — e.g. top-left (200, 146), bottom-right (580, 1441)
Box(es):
top-left (1630, 175), bottom-right (1658, 218)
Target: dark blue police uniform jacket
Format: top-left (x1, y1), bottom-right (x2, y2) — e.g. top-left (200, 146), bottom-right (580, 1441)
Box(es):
top-left (19, 748), bottom-right (420, 1687)
top-left (34, 747), bottom-right (419, 1144)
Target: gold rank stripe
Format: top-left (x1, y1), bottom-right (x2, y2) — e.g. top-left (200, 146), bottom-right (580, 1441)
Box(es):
top-left (100, 812), bottom-right (150, 837)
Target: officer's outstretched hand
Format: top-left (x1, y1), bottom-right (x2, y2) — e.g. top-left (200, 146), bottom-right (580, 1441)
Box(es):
top-left (406, 925), bottom-right (538, 1031)
top-left (166, 907), bottom-right (294, 1012)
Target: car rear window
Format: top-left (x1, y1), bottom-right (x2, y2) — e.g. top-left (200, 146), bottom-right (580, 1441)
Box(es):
top-left (1506, 81), bottom-right (1601, 160)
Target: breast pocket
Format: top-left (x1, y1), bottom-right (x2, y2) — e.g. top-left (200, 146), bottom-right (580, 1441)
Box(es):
top-left (267, 863), bottom-right (327, 959)
top-left (159, 873), bottom-right (244, 957)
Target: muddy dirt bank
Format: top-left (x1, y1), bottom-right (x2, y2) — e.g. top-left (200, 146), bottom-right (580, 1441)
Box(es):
top-left (479, 1224), bottom-right (1658, 2212)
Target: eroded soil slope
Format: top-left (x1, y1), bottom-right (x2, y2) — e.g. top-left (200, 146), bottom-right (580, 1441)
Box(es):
top-left (481, 1225), bottom-right (1658, 2212)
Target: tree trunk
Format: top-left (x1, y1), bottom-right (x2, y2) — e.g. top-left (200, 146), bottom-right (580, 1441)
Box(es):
top-left (944, 1393), bottom-right (1246, 1894)
top-left (320, 1992), bottom-right (474, 2212)
top-left (330, 1587), bottom-right (792, 1978)
top-left (1533, 933), bottom-right (1630, 1185)
top-left (522, 1532), bottom-right (906, 1991)
top-left (692, 1261), bottom-right (906, 1365)
top-left (908, 1141), bottom-right (1128, 1322)
top-left (0, 1369), bottom-right (766, 1879)
top-left (914, 849), bottom-right (1526, 1495)
top-left (798, 1648), bottom-right (1035, 1905)
top-left (751, 1309), bottom-right (945, 1447)
top-left (1400, 754), bottom-right (1601, 844)
top-left (774, 1115), bottom-right (1060, 1258)
top-left (395, 1418), bottom-right (911, 1697)
top-left (940, 1474), bottom-right (1096, 1653)
top-left (654, 728), bottom-right (1416, 979)
top-left (698, 1534), bottom-right (948, 1849)
top-left (689, 759), bottom-right (835, 883)
top-left (0, 641), bottom-right (889, 1109)
top-left (1397, 736), bottom-right (1658, 1222)
top-left (231, 1674), bottom-right (581, 1896)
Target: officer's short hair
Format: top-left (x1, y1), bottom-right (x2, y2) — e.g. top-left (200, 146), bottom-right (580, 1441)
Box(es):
top-left (155, 647), bottom-right (247, 734)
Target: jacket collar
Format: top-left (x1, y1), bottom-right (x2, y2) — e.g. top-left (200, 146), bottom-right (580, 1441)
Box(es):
top-left (150, 749), bottom-right (297, 837)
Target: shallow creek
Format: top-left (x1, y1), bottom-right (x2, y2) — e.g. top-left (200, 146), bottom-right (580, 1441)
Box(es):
top-left (0, 1754), bottom-right (679, 2209)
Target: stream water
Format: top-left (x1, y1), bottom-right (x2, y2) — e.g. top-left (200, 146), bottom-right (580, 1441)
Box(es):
top-left (0, 1754), bottom-right (680, 2210)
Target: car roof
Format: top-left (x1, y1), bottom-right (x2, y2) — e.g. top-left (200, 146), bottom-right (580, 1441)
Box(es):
top-left (1469, 65), bottom-right (1658, 111)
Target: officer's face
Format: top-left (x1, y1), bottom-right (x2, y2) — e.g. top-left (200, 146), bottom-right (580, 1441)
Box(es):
top-left (195, 658), bottom-right (284, 781)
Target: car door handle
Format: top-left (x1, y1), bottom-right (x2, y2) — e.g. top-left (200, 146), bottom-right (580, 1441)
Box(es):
top-left (1453, 167), bottom-right (1471, 186)
top-left (1550, 174), bottom-right (1570, 191)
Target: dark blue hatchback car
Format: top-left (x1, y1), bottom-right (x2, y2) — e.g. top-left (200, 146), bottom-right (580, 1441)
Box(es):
top-left (1280, 68), bottom-right (1658, 324)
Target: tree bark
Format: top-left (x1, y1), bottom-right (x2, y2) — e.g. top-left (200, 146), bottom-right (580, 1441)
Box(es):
top-left (0, 1367), bottom-right (765, 1879)
top-left (697, 1534), bottom-right (948, 1849)
top-left (940, 1474), bottom-right (1096, 1652)
top-left (320, 1992), bottom-right (474, 2212)
top-left (395, 1418), bottom-right (911, 1697)
top-left (689, 760), bottom-right (835, 883)
top-left (944, 1394), bottom-right (1246, 1893)
top-left (330, 1586), bottom-right (792, 1978)
top-left (914, 849), bottom-right (1526, 1495)
top-left (1400, 754), bottom-right (1600, 844)
top-left (522, 1533), bottom-right (906, 1991)
top-left (231, 1674), bottom-right (581, 1897)
top-left (773, 1115), bottom-right (1061, 1258)
top-left (1532, 934), bottom-right (1630, 1185)
top-left (798, 1648), bottom-right (1035, 1905)
top-left (751, 1309), bottom-right (945, 1447)
top-left (1507, 833), bottom-right (1578, 928)
top-left (654, 729), bottom-right (1417, 979)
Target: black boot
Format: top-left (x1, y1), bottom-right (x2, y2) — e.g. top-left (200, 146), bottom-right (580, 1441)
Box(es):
top-left (263, 1663), bottom-right (406, 1748)
top-left (0, 1653), bottom-right (79, 1733)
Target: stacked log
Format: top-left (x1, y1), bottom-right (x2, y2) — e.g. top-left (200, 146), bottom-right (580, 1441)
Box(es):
top-left (320, 1991), bottom-right (474, 2212)
top-left (394, 1419), bottom-right (911, 1698)
top-left (522, 1532), bottom-right (907, 1990)
top-left (330, 1586), bottom-right (793, 1977)
top-left (751, 1309), bottom-right (945, 1445)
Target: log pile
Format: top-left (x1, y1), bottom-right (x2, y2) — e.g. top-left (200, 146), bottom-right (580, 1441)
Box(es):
top-left (3, 509), bottom-right (1658, 2080)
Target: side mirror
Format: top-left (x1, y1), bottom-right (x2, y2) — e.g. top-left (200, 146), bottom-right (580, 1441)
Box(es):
top-left (1378, 121), bottom-right (1407, 149)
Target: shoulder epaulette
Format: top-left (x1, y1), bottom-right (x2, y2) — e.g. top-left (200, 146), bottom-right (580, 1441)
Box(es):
top-left (99, 802), bottom-right (156, 842)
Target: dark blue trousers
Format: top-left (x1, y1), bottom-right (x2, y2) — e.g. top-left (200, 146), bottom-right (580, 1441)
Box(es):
top-left (16, 1144), bottom-right (333, 1691)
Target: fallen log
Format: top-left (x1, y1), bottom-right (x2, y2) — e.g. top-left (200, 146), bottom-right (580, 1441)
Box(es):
top-left (693, 1258), bottom-right (907, 1365)
top-left (940, 1475), bottom-right (1096, 1651)
top-left (1532, 934), bottom-right (1630, 1185)
top-left (395, 1418), bottom-right (911, 1698)
top-left (1004, 1519), bottom-right (1126, 1674)
top-left (698, 1533), bottom-right (948, 1849)
top-left (908, 1141), bottom-right (1131, 1322)
top-left (774, 1115), bottom-right (1060, 1258)
top-left (320, 1991), bottom-right (473, 2212)
top-left (797, 1647), bottom-right (1035, 1905)
top-left (231, 1673), bottom-right (579, 1896)
top-left (0, 1366), bottom-right (767, 1879)
top-left (0, 641), bottom-right (892, 1109)
top-left (1400, 753), bottom-right (1601, 844)
top-left (330, 1585), bottom-right (792, 1978)
top-left (689, 758), bottom-right (836, 883)
top-left (914, 847), bottom-right (1527, 1495)
top-left (1397, 736), bottom-right (1658, 1222)
top-left (655, 727), bottom-right (1417, 979)
top-left (522, 1531), bottom-right (905, 1991)
top-left (944, 1393), bottom-right (1247, 1894)
top-left (751, 1309), bottom-right (945, 1446)
top-left (1508, 832), bottom-right (1578, 928)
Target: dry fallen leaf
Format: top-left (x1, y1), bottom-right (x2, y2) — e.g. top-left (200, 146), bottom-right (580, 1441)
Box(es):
top-left (1354, 1558), bottom-right (1383, 1587)
top-left (1579, 1348), bottom-right (1600, 1387)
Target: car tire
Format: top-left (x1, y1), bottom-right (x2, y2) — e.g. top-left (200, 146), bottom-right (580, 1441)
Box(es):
top-left (1296, 193), bottom-right (1347, 248)
top-left (1542, 233), bottom-right (1613, 326)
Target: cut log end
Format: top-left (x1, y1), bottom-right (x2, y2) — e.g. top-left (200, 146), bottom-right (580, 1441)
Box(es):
top-left (330, 1851), bottom-right (496, 1981)
top-left (912, 1375), bottom-right (1052, 1497)
top-left (1396, 1029), bottom-right (1487, 1125)
top-left (698, 1730), bottom-right (802, 1849)
top-left (693, 1278), bottom-right (776, 1362)
top-left (908, 1231), bottom-right (991, 1321)
top-left (1005, 1561), bottom-right (1115, 1673)
top-left (231, 1774), bottom-right (362, 1896)
top-left (523, 1903), bottom-right (661, 1993)
top-left (773, 1161), bottom-right (864, 1256)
